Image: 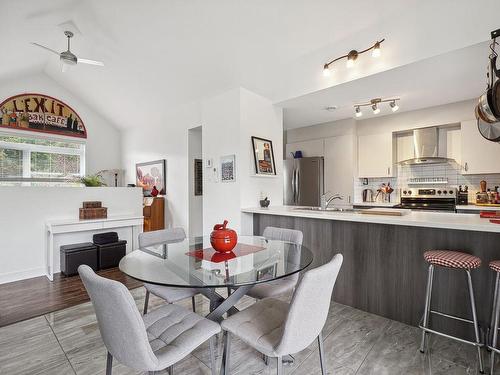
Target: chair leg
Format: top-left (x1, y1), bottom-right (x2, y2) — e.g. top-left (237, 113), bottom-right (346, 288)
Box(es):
top-left (466, 270), bottom-right (484, 374)
top-left (169, 365), bottom-right (174, 375)
top-left (318, 331), bottom-right (326, 375)
top-left (492, 274), bottom-right (500, 375)
top-left (420, 264), bottom-right (434, 353)
top-left (277, 356), bottom-right (283, 375)
top-left (192, 296), bottom-right (196, 312)
top-left (222, 331), bottom-right (231, 375)
top-left (209, 336), bottom-right (216, 375)
top-left (143, 290), bottom-right (150, 315)
top-left (106, 352), bottom-right (113, 375)
top-left (490, 273), bottom-right (500, 344)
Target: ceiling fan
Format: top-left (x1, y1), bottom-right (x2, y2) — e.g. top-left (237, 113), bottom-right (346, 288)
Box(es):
top-left (31, 31), bottom-right (104, 72)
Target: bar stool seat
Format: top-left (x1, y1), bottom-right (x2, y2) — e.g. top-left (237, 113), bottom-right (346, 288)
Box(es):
top-left (423, 250), bottom-right (481, 269)
top-left (490, 260), bottom-right (500, 273)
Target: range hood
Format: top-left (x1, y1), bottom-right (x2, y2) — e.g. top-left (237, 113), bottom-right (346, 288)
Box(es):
top-left (399, 126), bottom-right (455, 165)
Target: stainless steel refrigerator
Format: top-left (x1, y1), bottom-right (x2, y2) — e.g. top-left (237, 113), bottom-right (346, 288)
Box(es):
top-left (283, 157), bottom-right (324, 206)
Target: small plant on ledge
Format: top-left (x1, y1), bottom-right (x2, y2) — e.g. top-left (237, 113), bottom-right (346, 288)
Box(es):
top-left (79, 173), bottom-right (107, 187)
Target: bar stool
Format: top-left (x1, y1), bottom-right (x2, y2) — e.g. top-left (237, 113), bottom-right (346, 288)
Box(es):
top-left (419, 250), bottom-right (484, 374)
top-left (488, 260), bottom-right (500, 374)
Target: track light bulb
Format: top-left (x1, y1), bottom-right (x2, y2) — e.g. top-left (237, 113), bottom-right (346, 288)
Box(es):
top-left (355, 106), bottom-right (363, 118)
top-left (372, 42), bottom-right (381, 58)
top-left (372, 104), bottom-right (380, 114)
top-left (390, 100), bottom-right (399, 112)
top-left (323, 64), bottom-right (331, 77)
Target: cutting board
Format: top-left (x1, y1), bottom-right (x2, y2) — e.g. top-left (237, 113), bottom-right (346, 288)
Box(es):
top-left (360, 208), bottom-right (410, 216)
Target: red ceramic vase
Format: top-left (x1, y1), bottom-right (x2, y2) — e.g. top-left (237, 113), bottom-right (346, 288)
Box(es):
top-left (151, 186), bottom-right (159, 197)
top-left (210, 220), bottom-right (237, 253)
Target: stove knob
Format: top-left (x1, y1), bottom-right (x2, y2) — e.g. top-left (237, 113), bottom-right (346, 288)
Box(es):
top-left (443, 190), bottom-right (447, 194)
top-left (403, 190), bottom-right (407, 195)
top-left (408, 190), bottom-right (412, 195)
top-left (449, 190), bottom-right (454, 195)
top-left (437, 190), bottom-right (442, 194)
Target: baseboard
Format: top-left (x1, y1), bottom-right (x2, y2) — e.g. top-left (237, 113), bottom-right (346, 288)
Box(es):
top-left (0, 268), bottom-right (46, 285)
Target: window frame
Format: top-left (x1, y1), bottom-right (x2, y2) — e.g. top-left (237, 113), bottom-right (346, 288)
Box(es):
top-left (0, 128), bottom-right (86, 182)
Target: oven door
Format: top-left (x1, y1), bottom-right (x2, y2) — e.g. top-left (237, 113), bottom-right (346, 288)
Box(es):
top-left (397, 198), bottom-right (456, 212)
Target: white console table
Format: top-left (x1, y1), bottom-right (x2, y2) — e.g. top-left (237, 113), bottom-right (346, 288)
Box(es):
top-left (45, 215), bottom-right (143, 281)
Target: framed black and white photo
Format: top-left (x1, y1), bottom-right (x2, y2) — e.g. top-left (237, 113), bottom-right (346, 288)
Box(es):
top-left (251, 136), bottom-right (276, 176)
top-left (220, 154), bottom-right (236, 182)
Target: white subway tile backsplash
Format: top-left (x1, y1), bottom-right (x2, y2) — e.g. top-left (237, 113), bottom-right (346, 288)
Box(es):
top-left (354, 163), bottom-right (500, 204)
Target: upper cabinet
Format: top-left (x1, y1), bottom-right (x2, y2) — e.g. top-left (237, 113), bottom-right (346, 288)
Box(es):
top-left (285, 139), bottom-right (324, 159)
top-left (357, 133), bottom-right (394, 178)
top-left (461, 120), bottom-right (500, 175)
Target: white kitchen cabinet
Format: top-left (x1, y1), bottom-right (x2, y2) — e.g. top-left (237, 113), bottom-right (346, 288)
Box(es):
top-left (324, 135), bottom-right (355, 205)
top-left (461, 120), bottom-right (500, 174)
top-left (285, 139), bottom-right (324, 159)
top-left (358, 133), bottom-right (394, 178)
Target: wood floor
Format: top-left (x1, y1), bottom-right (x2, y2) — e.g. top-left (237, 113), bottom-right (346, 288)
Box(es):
top-left (0, 268), bottom-right (142, 327)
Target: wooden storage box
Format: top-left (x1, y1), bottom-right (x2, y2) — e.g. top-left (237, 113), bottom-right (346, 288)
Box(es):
top-left (83, 201), bottom-right (102, 209)
top-left (79, 207), bottom-right (108, 220)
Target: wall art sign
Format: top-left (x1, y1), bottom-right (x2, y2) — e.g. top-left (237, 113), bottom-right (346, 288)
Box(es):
top-left (251, 136), bottom-right (276, 176)
top-left (0, 93), bottom-right (86, 138)
top-left (136, 159), bottom-right (166, 196)
top-left (220, 154), bottom-right (236, 182)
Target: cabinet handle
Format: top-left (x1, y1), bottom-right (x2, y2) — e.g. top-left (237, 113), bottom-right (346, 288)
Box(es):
top-left (387, 167), bottom-right (391, 176)
top-left (464, 162), bottom-right (468, 172)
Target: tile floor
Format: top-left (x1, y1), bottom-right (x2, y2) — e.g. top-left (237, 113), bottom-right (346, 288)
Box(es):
top-left (0, 286), bottom-right (489, 375)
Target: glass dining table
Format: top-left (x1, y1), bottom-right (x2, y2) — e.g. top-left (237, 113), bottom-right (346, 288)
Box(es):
top-left (119, 235), bottom-right (313, 322)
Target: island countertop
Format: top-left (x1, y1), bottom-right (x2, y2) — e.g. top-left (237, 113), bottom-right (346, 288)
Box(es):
top-left (242, 205), bottom-right (500, 233)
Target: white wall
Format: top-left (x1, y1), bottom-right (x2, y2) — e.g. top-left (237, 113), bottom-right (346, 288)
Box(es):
top-left (202, 88), bottom-right (283, 234)
top-left (122, 103), bottom-right (202, 230)
top-left (0, 72), bottom-right (122, 174)
top-left (188, 127), bottom-right (203, 238)
top-left (0, 187), bottom-right (142, 284)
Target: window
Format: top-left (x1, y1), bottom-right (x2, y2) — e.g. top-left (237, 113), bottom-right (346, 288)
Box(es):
top-left (0, 133), bottom-right (85, 184)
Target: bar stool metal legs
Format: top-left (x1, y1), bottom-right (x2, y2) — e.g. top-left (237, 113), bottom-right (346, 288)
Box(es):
top-left (420, 264), bottom-right (434, 353)
top-left (489, 272), bottom-right (500, 374)
top-left (419, 250), bottom-right (484, 374)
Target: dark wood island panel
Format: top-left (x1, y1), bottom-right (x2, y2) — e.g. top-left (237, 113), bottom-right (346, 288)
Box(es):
top-left (253, 213), bottom-right (500, 337)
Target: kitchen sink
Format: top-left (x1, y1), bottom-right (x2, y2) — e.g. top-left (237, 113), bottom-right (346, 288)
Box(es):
top-left (293, 207), bottom-right (358, 213)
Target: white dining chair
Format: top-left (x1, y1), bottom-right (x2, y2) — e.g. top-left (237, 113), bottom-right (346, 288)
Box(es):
top-left (246, 227), bottom-right (303, 300)
top-left (220, 254), bottom-right (343, 375)
top-left (139, 228), bottom-right (200, 314)
top-left (78, 265), bottom-right (220, 375)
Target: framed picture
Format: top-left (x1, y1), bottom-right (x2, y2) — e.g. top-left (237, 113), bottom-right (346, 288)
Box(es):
top-left (136, 159), bottom-right (166, 196)
top-left (251, 136), bottom-right (276, 175)
top-left (220, 154), bottom-right (236, 182)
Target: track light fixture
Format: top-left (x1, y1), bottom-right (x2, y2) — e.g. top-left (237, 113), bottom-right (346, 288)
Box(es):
top-left (322, 39), bottom-right (385, 75)
top-left (353, 97), bottom-right (400, 118)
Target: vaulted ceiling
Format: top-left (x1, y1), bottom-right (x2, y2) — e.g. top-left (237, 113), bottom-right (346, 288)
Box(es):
top-left (2, 0), bottom-right (499, 130)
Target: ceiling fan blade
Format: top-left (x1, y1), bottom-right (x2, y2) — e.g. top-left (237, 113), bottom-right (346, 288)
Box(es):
top-left (77, 58), bottom-right (104, 66)
top-left (31, 42), bottom-right (60, 56)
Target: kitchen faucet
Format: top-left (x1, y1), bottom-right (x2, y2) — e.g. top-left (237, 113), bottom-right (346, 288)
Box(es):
top-left (320, 192), bottom-right (344, 210)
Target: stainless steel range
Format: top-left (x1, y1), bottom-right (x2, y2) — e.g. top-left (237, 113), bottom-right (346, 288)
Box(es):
top-left (396, 188), bottom-right (457, 211)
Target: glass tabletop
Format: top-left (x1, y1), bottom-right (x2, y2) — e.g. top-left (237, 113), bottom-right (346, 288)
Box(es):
top-left (119, 235), bottom-right (313, 288)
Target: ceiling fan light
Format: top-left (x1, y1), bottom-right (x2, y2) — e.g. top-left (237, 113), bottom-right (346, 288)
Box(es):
top-left (372, 42), bottom-right (381, 58)
top-left (355, 106), bottom-right (363, 118)
top-left (390, 100), bottom-right (399, 112)
top-left (372, 104), bottom-right (380, 114)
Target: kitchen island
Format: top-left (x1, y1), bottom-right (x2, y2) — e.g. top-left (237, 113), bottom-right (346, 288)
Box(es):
top-left (242, 206), bottom-right (500, 337)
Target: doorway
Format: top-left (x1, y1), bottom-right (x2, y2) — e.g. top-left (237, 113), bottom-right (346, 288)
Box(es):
top-left (188, 126), bottom-right (203, 240)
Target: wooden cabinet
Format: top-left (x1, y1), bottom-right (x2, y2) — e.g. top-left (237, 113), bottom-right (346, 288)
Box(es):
top-left (461, 120), bottom-right (500, 175)
top-left (357, 133), bottom-right (394, 178)
top-left (285, 139), bottom-right (324, 159)
top-left (143, 197), bottom-right (165, 232)
top-left (324, 135), bottom-right (354, 204)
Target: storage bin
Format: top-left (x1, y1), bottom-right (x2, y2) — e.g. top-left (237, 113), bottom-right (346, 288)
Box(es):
top-left (60, 242), bottom-right (98, 276)
top-left (97, 240), bottom-right (127, 269)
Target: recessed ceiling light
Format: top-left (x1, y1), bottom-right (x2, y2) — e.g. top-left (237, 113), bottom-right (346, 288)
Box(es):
top-left (325, 106), bottom-right (338, 112)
